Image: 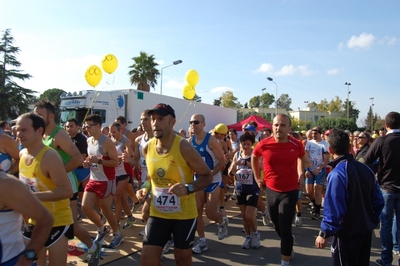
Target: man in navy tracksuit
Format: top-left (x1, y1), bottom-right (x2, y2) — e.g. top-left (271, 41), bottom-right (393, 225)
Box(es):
top-left (315, 129), bottom-right (384, 266)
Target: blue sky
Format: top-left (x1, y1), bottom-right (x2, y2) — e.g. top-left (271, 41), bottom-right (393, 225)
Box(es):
top-left (1, 0), bottom-right (399, 125)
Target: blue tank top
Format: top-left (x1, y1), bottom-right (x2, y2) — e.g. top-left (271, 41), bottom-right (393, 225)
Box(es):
top-left (0, 152), bottom-right (12, 173)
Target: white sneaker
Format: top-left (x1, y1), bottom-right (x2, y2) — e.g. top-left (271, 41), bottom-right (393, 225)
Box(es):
top-left (192, 239), bottom-right (208, 254)
top-left (217, 217), bottom-right (229, 240)
top-left (262, 212), bottom-right (270, 226)
top-left (163, 238), bottom-right (174, 254)
top-left (295, 216), bottom-right (302, 227)
top-left (139, 229), bottom-right (145, 236)
top-left (241, 237), bottom-right (251, 249)
top-left (251, 231), bottom-right (260, 249)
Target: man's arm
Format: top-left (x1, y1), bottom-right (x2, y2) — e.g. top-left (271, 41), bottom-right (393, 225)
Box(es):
top-left (0, 173), bottom-right (53, 266)
top-left (251, 153), bottom-right (265, 189)
top-left (122, 137), bottom-right (139, 166)
top-left (39, 149), bottom-right (73, 201)
top-left (208, 136), bottom-right (226, 176)
top-left (54, 130), bottom-right (83, 172)
top-left (86, 138), bottom-right (119, 167)
top-left (362, 138), bottom-right (381, 165)
top-left (1, 134), bottom-right (20, 175)
top-left (168, 140), bottom-right (212, 196)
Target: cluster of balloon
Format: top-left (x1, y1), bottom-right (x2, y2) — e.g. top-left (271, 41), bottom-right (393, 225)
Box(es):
top-left (84, 54), bottom-right (118, 87)
top-left (182, 69), bottom-right (199, 100)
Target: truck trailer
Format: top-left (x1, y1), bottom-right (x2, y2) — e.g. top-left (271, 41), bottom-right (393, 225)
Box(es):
top-left (59, 89), bottom-right (237, 132)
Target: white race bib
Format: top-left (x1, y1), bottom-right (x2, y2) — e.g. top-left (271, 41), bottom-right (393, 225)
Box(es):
top-left (153, 187), bottom-right (181, 213)
top-left (236, 168), bottom-right (254, 185)
top-left (19, 175), bottom-right (40, 193)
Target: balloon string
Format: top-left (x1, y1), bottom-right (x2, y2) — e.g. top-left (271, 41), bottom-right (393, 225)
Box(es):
top-left (106, 75), bottom-right (115, 85)
top-left (82, 86), bottom-right (104, 124)
top-left (176, 101), bottom-right (195, 127)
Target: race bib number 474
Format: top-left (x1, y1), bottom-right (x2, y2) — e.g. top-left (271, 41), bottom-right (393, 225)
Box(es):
top-left (153, 187), bottom-right (181, 213)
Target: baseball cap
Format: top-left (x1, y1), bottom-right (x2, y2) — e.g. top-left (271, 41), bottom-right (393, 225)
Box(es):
top-left (244, 125), bottom-right (257, 132)
top-left (214, 123), bottom-right (228, 134)
top-left (148, 103), bottom-right (176, 118)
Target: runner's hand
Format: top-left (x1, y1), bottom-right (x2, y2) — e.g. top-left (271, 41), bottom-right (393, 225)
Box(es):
top-left (168, 183), bottom-right (188, 196)
top-left (136, 188), bottom-right (148, 201)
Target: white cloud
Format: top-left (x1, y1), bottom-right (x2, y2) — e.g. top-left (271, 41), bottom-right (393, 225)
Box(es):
top-left (297, 65), bottom-right (314, 76)
top-left (275, 65), bottom-right (296, 76)
top-left (210, 86), bottom-right (234, 93)
top-left (155, 59), bottom-right (164, 66)
top-left (378, 36), bottom-right (398, 46)
top-left (256, 63), bottom-right (274, 73)
top-left (338, 42), bottom-right (344, 50)
top-left (164, 79), bottom-right (184, 90)
top-left (326, 68), bottom-right (341, 75)
top-left (347, 33), bottom-right (375, 49)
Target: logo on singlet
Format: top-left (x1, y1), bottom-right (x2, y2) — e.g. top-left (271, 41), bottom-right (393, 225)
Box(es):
top-left (157, 168), bottom-right (165, 178)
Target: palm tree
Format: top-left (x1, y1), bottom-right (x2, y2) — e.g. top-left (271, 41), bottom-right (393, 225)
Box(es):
top-left (128, 51), bottom-right (159, 92)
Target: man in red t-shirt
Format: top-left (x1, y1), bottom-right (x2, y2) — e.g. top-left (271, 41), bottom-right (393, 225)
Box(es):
top-left (252, 114), bottom-right (310, 266)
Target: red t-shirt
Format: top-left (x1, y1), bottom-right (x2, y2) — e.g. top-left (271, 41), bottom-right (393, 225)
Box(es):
top-left (253, 136), bottom-right (305, 192)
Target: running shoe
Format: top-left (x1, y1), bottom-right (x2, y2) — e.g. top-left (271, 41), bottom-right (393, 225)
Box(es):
top-left (131, 202), bottom-right (142, 213)
top-left (311, 212), bottom-right (320, 220)
top-left (94, 226), bottom-right (110, 243)
top-left (109, 233), bottom-right (124, 248)
top-left (241, 237), bottom-right (251, 249)
top-left (262, 212), bottom-right (270, 226)
top-left (251, 231), bottom-right (261, 249)
top-left (192, 239), bottom-right (208, 254)
top-left (295, 216), bottom-right (302, 227)
top-left (217, 217), bottom-right (229, 240)
top-left (87, 241), bottom-right (101, 266)
top-left (230, 194), bottom-right (237, 200)
top-left (123, 216), bottom-right (136, 229)
top-left (162, 238), bottom-right (174, 254)
top-left (139, 229), bottom-right (145, 236)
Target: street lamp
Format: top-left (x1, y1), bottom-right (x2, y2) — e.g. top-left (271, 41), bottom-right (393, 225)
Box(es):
top-left (267, 77), bottom-right (278, 116)
top-left (370, 97), bottom-right (374, 132)
top-left (160, 60), bottom-right (182, 95)
top-left (304, 100), bottom-right (309, 123)
top-left (344, 82), bottom-right (351, 119)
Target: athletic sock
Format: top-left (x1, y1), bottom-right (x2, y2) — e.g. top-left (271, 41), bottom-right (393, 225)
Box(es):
top-left (281, 260), bottom-right (289, 266)
top-left (88, 242), bottom-right (97, 253)
top-left (297, 212), bottom-right (302, 217)
top-left (200, 237), bottom-right (206, 243)
top-left (315, 204), bottom-right (321, 214)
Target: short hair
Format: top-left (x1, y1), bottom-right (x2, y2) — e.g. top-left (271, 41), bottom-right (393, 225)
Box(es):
top-left (363, 132), bottom-right (371, 141)
top-left (327, 129), bottom-right (350, 156)
top-left (18, 112), bottom-right (46, 134)
top-left (275, 113), bottom-right (291, 127)
top-left (116, 116), bottom-right (127, 125)
top-left (84, 114), bottom-right (102, 126)
top-left (110, 122), bottom-right (122, 131)
top-left (289, 131), bottom-right (300, 140)
top-left (239, 131), bottom-right (255, 144)
top-left (67, 118), bottom-right (79, 126)
top-left (260, 128), bottom-right (272, 135)
top-left (0, 120), bottom-right (8, 129)
top-left (34, 100), bottom-right (55, 115)
top-left (248, 120), bottom-right (258, 128)
top-left (228, 128), bottom-right (237, 135)
top-left (385, 111), bottom-right (400, 129)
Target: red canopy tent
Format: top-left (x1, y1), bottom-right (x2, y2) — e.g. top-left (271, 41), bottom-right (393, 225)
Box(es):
top-left (227, 115), bottom-right (272, 131)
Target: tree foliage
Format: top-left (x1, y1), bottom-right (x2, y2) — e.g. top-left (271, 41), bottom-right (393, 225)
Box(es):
top-left (248, 96), bottom-right (261, 108)
top-left (277, 93), bottom-right (292, 111)
top-left (311, 117), bottom-right (358, 132)
top-left (342, 99), bottom-right (360, 121)
top-left (128, 51), bottom-right (159, 92)
top-left (0, 28), bottom-right (36, 120)
top-left (364, 106), bottom-right (381, 131)
top-left (213, 97), bottom-right (221, 106)
top-left (39, 88), bottom-right (66, 123)
top-left (220, 91), bottom-right (242, 108)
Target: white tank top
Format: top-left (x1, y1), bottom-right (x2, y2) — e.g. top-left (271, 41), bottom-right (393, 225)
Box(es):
top-left (87, 135), bottom-right (115, 181)
top-left (139, 134), bottom-right (150, 182)
top-left (0, 210), bottom-right (25, 263)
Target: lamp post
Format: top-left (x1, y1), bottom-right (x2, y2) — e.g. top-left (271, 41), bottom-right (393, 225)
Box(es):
top-left (160, 60), bottom-right (182, 95)
top-left (370, 97), bottom-right (374, 132)
top-left (344, 82), bottom-right (351, 119)
top-left (267, 77), bottom-right (278, 116)
top-left (304, 100), bottom-right (309, 123)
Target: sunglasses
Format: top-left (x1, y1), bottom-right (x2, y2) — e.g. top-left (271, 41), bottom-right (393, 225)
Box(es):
top-left (189, 120), bottom-right (202, 125)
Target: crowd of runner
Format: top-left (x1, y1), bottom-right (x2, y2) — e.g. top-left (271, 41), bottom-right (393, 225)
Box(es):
top-left (0, 101), bottom-right (399, 266)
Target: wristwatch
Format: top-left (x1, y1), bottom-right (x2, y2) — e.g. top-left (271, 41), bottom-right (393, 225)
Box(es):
top-left (97, 159), bottom-right (103, 164)
top-left (185, 183), bottom-right (195, 194)
top-left (23, 249), bottom-right (38, 261)
top-left (318, 230), bottom-right (329, 239)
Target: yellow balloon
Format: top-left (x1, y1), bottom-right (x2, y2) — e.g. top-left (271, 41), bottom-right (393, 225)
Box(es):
top-left (182, 84), bottom-right (196, 100)
top-left (185, 69), bottom-right (199, 87)
top-left (101, 54), bottom-right (118, 74)
top-left (85, 65), bottom-right (102, 87)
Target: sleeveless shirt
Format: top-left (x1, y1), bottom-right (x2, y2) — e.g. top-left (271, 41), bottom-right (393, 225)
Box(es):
top-left (87, 135), bottom-right (115, 181)
top-left (114, 135), bottom-right (133, 176)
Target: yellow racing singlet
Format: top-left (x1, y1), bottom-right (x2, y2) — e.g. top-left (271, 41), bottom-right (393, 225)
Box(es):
top-left (19, 145), bottom-right (73, 226)
top-left (147, 135), bottom-right (197, 219)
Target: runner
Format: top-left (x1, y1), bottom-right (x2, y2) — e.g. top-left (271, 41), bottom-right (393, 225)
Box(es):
top-left (136, 103), bottom-right (212, 266)
top-left (17, 112), bottom-right (74, 266)
top-left (189, 114), bottom-right (228, 254)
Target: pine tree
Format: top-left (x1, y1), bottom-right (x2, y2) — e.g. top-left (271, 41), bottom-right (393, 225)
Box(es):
top-left (0, 29), bottom-right (36, 120)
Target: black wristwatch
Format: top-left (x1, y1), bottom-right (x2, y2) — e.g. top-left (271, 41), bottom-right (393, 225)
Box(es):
top-left (97, 159), bottom-right (103, 164)
top-left (318, 230), bottom-right (329, 239)
top-left (23, 249), bottom-right (38, 261)
top-left (185, 184), bottom-right (195, 194)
